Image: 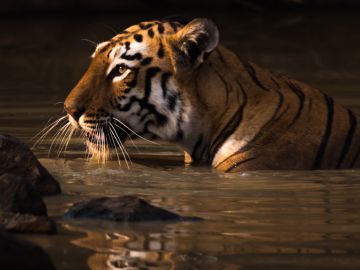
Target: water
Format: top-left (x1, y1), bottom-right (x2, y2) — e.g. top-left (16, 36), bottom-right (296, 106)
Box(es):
top-left (1, 11), bottom-right (360, 270)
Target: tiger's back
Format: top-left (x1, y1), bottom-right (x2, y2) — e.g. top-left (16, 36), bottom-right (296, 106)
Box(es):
top-left (203, 46), bottom-right (360, 171)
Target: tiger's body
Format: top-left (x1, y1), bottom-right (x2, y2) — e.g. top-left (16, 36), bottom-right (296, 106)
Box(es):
top-left (64, 17), bottom-right (360, 172)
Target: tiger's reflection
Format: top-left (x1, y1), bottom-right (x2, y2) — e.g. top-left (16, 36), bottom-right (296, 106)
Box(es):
top-left (63, 224), bottom-right (175, 270)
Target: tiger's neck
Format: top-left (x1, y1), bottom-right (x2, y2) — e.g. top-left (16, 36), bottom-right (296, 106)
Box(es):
top-left (177, 46), bottom-right (278, 167)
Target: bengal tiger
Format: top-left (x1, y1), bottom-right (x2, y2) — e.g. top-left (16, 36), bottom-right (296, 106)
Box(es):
top-left (64, 17), bottom-right (360, 172)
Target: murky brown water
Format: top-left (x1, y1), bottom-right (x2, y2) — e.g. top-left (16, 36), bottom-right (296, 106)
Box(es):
top-left (1, 11), bottom-right (360, 270)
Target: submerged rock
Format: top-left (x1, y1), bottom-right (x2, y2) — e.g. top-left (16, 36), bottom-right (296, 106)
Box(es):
top-left (0, 173), bottom-right (47, 216)
top-left (0, 213), bottom-right (56, 234)
top-left (0, 133), bottom-right (60, 195)
top-left (65, 195), bottom-right (202, 222)
top-left (0, 232), bottom-right (56, 270)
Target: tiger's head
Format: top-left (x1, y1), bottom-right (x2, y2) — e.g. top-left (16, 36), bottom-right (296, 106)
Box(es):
top-left (64, 18), bottom-right (219, 161)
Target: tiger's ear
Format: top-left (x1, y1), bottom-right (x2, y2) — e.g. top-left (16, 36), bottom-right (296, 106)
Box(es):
top-left (168, 18), bottom-right (219, 72)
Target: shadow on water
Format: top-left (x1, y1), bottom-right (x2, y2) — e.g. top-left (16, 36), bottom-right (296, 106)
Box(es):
top-left (1, 9), bottom-right (360, 270)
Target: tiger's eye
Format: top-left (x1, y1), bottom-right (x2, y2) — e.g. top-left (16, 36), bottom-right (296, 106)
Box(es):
top-left (118, 65), bottom-right (127, 74)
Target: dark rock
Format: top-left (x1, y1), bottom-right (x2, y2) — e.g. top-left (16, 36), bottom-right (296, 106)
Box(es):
top-left (0, 213), bottom-right (56, 234)
top-left (0, 173), bottom-right (47, 216)
top-left (0, 133), bottom-right (60, 195)
top-left (65, 195), bottom-right (202, 222)
top-left (0, 232), bottom-right (56, 270)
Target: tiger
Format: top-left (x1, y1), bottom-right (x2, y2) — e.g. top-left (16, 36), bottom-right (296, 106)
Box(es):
top-left (64, 17), bottom-right (360, 172)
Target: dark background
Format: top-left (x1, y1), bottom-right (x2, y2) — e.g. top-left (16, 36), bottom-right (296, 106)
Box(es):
top-left (1, 0), bottom-right (360, 15)
top-left (1, 0), bottom-right (360, 121)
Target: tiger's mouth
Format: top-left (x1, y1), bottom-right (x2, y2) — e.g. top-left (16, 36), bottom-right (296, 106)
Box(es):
top-left (83, 124), bottom-right (129, 149)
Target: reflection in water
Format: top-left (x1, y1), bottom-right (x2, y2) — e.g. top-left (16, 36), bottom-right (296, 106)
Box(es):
top-left (1, 10), bottom-right (360, 270)
top-left (64, 223), bottom-right (174, 269)
top-left (50, 165), bottom-right (360, 270)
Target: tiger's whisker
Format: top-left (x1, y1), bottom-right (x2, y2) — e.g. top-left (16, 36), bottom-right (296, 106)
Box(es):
top-left (49, 122), bottom-right (71, 156)
top-left (113, 118), bottom-right (158, 145)
top-left (112, 122), bottom-right (139, 152)
top-left (109, 123), bottom-right (131, 163)
top-left (57, 124), bottom-right (74, 157)
top-left (109, 123), bottom-right (131, 168)
top-left (80, 38), bottom-right (97, 47)
top-left (32, 115), bottom-right (68, 149)
top-left (64, 127), bottom-right (75, 154)
top-left (108, 125), bottom-right (122, 167)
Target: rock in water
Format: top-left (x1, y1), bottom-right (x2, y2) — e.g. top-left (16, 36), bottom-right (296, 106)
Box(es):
top-left (0, 232), bottom-right (56, 270)
top-left (0, 173), bottom-right (47, 216)
top-left (0, 133), bottom-right (60, 195)
top-left (0, 213), bottom-right (57, 234)
top-left (65, 195), bottom-right (201, 222)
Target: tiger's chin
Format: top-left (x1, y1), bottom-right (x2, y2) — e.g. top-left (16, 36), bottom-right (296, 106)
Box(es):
top-left (83, 127), bottom-right (129, 164)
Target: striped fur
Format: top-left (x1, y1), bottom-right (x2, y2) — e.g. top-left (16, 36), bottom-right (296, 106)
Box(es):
top-left (64, 18), bottom-right (360, 172)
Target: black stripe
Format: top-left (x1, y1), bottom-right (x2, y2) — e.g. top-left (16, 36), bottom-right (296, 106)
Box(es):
top-left (161, 72), bottom-right (172, 98)
top-left (141, 57), bottom-right (153, 66)
top-left (148, 28), bottom-right (154, 38)
top-left (116, 67), bottom-right (167, 129)
top-left (191, 134), bottom-right (203, 158)
top-left (116, 96), bottom-right (137, 112)
top-left (84, 119), bottom-right (106, 124)
top-left (167, 94), bottom-right (178, 111)
top-left (168, 22), bottom-right (178, 32)
top-left (312, 94), bottom-right (334, 169)
top-left (286, 80), bottom-right (305, 127)
top-left (134, 34), bottom-right (143, 42)
top-left (214, 69), bottom-right (229, 105)
top-left (106, 48), bottom-right (113, 59)
top-left (198, 142), bottom-right (210, 162)
top-left (118, 95), bottom-right (168, 126)
top-left (236, 89), bottom-right (284, 154)
top-left (157, 23), bottom-right (165, 34)
top-left (176, 95), bottom-right (185, 142)
top-left (144, 104), bottom-right (167, 126)
top-left (139, 23), bottom-right (153, 30)
top-left (157, 42), bottom-right (164, 58)
top-left (144, 67), bottom-right (161, 101)
top-left (241, 60), bottom-right (270, 91)
top-left (121, 52), bottom-right (142, 61)
top-left (271, 76), bottom-right (280, 88)
top-left (225, 157), bottom-right (257, 172)
top-left (337, 109), bottom-right (357, 168)
top-left (210, 81), bottom-right (248, 160)
top-left (275, 104), bottom-right (290, 121)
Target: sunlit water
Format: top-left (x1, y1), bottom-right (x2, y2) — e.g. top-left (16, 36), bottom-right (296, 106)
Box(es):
top-left (1, 11), bottom-right (360, 270)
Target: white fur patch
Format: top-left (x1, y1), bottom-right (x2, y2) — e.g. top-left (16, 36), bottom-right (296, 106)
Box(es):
top-left (68, 114), bottom-right (80, 129)
top-left (112, 69), bottom-right (132, 83)
top-left (212, 136), bottom-right (248, 167)
top-left (127, 42), bottom-right (147, 54)
top-left (91, 41), bottom-right (110, 58)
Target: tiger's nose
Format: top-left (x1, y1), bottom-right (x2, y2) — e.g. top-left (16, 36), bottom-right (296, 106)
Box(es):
top-left (64, 105), bottom-right (86, 122)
